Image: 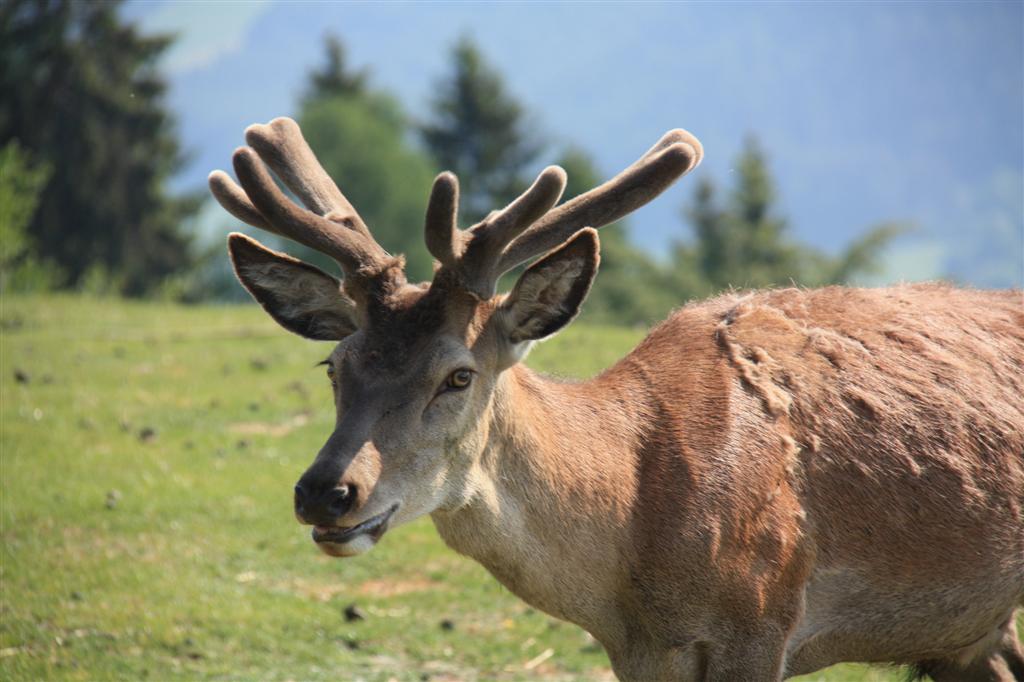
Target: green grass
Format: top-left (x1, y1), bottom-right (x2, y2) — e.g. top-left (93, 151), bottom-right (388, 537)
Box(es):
top-left (2, 295), bottom-right (903, 680)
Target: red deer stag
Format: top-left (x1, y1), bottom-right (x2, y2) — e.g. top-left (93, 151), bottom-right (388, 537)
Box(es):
top-left (209, 117), bottom-right (1024, 681)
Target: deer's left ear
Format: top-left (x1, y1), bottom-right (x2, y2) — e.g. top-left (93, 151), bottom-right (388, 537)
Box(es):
top-left (228, 232), bottom-right (359, 341)
top-left (497, 228), bottom-right (599, 356)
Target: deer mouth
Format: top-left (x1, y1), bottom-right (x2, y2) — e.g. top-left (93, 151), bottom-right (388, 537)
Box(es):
top-left (311, 504), bottom-right (399, 550)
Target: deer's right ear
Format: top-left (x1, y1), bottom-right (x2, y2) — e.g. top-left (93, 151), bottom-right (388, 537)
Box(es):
top-left (228, 232), bottom-right (359, 341)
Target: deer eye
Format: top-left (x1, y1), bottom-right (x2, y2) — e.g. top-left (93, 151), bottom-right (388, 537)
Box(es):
top-left (445, 369), bottom-right (473, 391)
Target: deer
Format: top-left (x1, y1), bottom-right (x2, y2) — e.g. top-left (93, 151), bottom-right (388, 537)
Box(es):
top-left (208, 116), bottom-right (1024, 681)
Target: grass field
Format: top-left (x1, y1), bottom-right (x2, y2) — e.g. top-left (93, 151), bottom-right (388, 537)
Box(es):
top-left (2, 295), bottom-right (916, 680)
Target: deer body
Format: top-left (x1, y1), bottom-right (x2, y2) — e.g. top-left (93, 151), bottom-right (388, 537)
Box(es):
top-left (210, 117), bottom-right (1024, 680)
top-left (432, 284), bottom-right (1024, 679)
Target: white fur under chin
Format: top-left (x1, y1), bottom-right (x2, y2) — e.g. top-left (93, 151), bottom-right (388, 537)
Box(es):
top-left (317, 533), bottom-right (376, 558)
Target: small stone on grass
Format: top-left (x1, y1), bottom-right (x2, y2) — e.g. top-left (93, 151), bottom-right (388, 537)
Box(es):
top-left (343, 604), bottom-right (365, 622)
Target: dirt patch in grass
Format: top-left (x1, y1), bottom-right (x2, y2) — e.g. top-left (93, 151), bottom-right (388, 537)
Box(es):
top-left (356, 577), bottom-right (441, 598)
top-left (280, 576), bottom-right (442, 602)
top-left (228, 413), bottom-right (309, 437)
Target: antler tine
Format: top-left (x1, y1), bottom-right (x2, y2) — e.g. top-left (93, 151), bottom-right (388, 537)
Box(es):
top-left (632, 128), bottom-right (704, 170)
top-left (478, 165), bottom-right (567, 246)
top-left (424, 172), bottom-right (463, 268)
top-left (208, 169), bottom-right (271, 230)
top-left (427, 166), bottom-right (567, 299)
top-left (231, 146), bottom-right (390, 278)
top-left (244, 117), bottom-right (374, 240)
top-left (497, 130), bottom-right (703, 274)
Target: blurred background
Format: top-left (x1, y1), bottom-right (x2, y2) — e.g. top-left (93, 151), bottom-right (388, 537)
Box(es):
top-left (3, 0), bottom-right (1021, 316)
top-left (1, 2), bottom-right (1022, 681)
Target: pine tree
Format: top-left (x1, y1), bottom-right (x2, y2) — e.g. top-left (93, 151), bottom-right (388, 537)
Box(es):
top-left (687, 176), bottom-right (733, 290)
top-left (421, 37), bottom-right (542, 223)
top-left (0, 0), bottom-right (199, 295)
top-left (727, 137), bottom-right (803, 286)
top-left (293, 35), bottom-right (436, 282)
top-left (303, 33), bottom-right (368, 104)
top-left (678, 136), bottom-right (900, 291)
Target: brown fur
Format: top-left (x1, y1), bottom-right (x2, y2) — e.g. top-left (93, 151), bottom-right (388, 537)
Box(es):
top-left (433, 283), bottom-right (1024, 680)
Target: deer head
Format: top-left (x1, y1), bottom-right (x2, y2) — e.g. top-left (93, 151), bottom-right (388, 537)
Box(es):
top-left (209, 117), bottom-right (701, 557)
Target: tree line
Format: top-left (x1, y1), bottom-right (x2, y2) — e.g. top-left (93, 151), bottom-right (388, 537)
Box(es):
top-left (1, 0), bottom-right (199, 296)
top-left (1, 2), bottom-right (897, 325)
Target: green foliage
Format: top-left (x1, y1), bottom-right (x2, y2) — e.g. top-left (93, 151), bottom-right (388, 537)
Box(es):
top-left (0, 141), bottom-right (61, 292)
top-left (421, 36), bottom-right (542, 223)
top-left (1, 294), bottom-right (910, 681)
top-left (155, 241), bottom-right (241, 304)
top-left (303, 33), bottom-right (368, 104)
top-left (281, 38), bottom-right (436, 282)
top-left (0, 142), bottom-right (48, 265)
top-left (299, 97), bottom-right (435, 281)
top-left (828, 222), bottom-right (907, 283)
top-left (0, 0), bottom-right (199, 296)
top-left (677, 138), bottom-right (901, 291)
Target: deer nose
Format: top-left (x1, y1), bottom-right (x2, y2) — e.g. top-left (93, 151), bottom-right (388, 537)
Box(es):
top-left (294, 482), bottom-right (356, 526)
top-left (326, 485), bottom-right (353, 517)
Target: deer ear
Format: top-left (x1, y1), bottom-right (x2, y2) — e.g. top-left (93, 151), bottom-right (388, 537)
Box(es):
top-left (228, 232), bottom-right (359, 341)
top-left (498, 228), bottom-right (599, 356)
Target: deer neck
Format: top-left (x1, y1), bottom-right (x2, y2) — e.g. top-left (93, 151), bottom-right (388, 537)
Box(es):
top-left (431, 363), bottom-right (645, 636)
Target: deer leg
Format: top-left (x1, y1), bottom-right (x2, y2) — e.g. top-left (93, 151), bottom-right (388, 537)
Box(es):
top-left (606, 635), bottom-right (717, 682)
top-left (914, 656), bottom-right (1016, 682)
top-left (606, 637), bottom-right (693, 682)
top-left (701, 636), bottom-right (787, 682)
top-left (914, 614), bottom-right (1024, 682)
top-left (997, 614), bottom-right (1024, 680)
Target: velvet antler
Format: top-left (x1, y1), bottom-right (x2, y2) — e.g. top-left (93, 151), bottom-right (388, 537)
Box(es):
top-left (423, 129), bottom-right (703, 299)
top-left (424, 166), bottom-right (569, 298)
top-left (208, 117), bottom-right (400, 300)
top-left (211, 119), bottom-right (702, 306)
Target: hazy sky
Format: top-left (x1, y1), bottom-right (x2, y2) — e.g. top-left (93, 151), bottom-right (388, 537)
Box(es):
top-left (125, 1), bottom-right (1023, 287)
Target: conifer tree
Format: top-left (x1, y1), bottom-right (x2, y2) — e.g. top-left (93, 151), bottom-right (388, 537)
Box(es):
top-left (421, 37), bottom-right (541, 223)
top-left (303, 34), bottom-right (368, 103)
top-left (678, 136), bottom-right (899, 291)
top-left (295, 34), bottom-right (435, 281)
top-left (0, 0), bottom-right (199, 295)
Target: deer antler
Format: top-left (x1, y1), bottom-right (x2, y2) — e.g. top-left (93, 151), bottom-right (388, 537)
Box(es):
top-left (424, 166), bottom-right (568, 298)
top-left (211, 120), bottom-right (702, 305)
top-left (208, 117), bottom-right (399, 299)
top-left (424, 129), bottom-right (703, 299)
